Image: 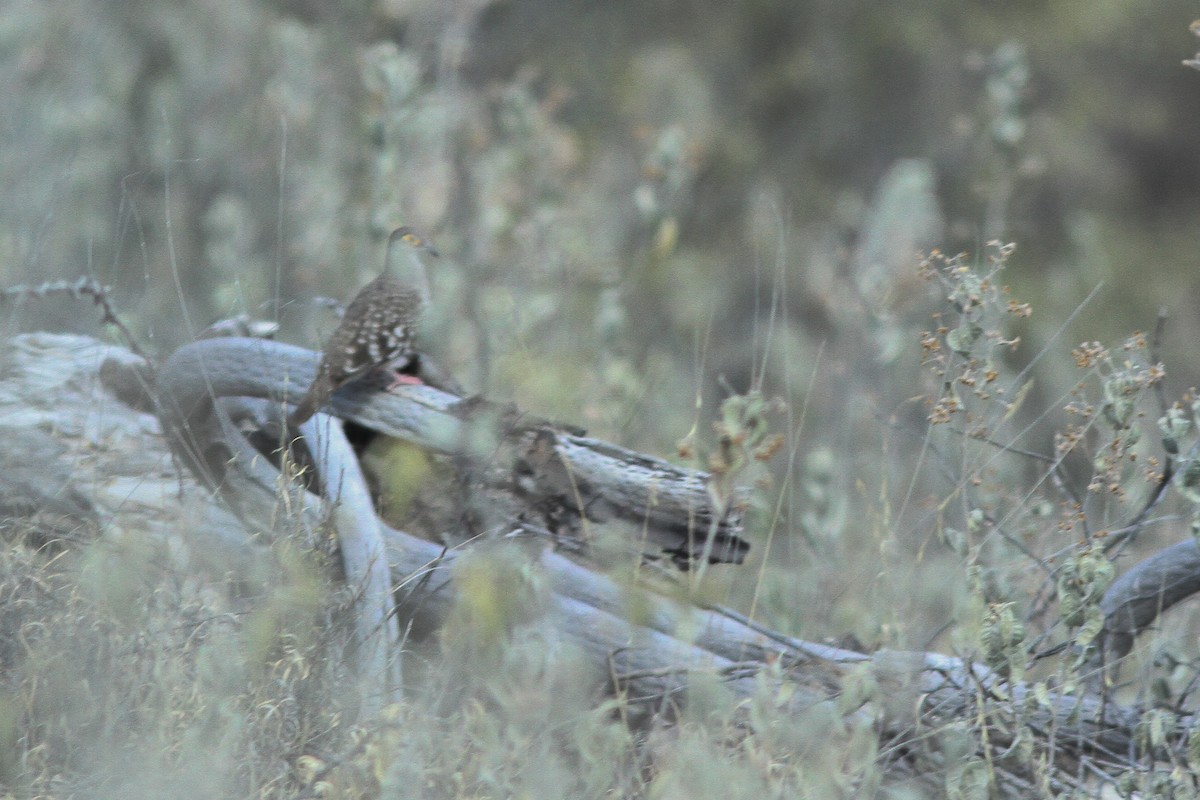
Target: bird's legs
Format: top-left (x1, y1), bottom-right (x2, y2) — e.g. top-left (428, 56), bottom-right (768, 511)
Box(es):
top-left (386, 372), bottom-right (424, 388)
top-left (359, 366), bottom-right (423, 391)
top-left (362, 355), bottom-right (425, 391)
top-left (364, 353), bottom-right (465, 396)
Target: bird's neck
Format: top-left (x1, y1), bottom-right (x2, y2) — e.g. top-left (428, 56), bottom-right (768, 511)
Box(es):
top-left (383, 247), bottom-right (431, 305)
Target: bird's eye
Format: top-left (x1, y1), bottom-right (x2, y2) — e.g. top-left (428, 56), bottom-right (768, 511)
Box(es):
top-left (403, 233), bottom-right (421, 246)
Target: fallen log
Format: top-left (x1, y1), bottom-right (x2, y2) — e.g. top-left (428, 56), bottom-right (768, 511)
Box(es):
top-left (1, 331), bottom-right (1192, 796)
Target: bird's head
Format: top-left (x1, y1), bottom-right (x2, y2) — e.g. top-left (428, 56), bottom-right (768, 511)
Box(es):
top-left (388, 226), bottom-right (440, 258)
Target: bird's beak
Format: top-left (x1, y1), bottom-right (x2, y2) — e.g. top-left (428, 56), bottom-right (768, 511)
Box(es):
top-left (426, 244), bottom-right (441, 258)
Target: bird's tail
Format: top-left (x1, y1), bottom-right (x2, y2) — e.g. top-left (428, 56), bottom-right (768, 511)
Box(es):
top-left (287, 380), bottom-right (326, 428)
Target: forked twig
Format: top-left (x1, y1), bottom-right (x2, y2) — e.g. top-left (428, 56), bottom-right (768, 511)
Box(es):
top-left (1, 277), bottom-right (151, 363)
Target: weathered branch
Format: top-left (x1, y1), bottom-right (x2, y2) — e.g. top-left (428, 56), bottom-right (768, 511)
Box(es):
top-left (291, 407), bottom-right (403, 712)
top-left (5, 332), bottom-right (1198, 795)
top-left (1094, 539), bottom-right (1200, 665)
top-left (154, 337), bottom-right (750, 566)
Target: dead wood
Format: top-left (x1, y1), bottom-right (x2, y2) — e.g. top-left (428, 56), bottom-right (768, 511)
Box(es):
top-left (2, 331), bottom-right (1196, 795)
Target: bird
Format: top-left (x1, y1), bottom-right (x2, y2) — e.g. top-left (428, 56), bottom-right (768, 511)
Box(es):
top-left (287, 226), bottom-right (438, 428)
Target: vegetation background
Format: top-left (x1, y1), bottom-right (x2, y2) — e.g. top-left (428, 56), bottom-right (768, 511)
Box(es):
top-left (4, 0), bottom-right (1200, 796)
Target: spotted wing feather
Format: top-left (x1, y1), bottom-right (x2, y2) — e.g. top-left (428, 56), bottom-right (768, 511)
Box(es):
top-left (288, 276), bottom-right (424, 426)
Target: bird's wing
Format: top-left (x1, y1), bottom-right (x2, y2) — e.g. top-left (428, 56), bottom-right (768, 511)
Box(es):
top-left (325, 279), bottom-right (422, 383)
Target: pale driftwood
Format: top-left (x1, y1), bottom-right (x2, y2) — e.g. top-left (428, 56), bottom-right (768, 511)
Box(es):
top-left (294, 409), bottom-right (403, 712)
top-left (1094, 540), bottom-right (1200, 665)
top-left (155, 337), bottom-right (750, 566)
top-left (215, 394), bottom-right (402, 713)
top-left (4, 332), bottom-right (1197, 796)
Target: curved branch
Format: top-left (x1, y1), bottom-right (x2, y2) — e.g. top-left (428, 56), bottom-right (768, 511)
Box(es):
top-left (292, 407), bottom-right (403, 711)
top-left (1095, 539), bottom-right (1200, 664)
top-left (155, 337), bottom-right (749, 565)
top-left (8, 331), bottom-right (1189, 794)
top-left (176, 389), bottom-right (1157, 793)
